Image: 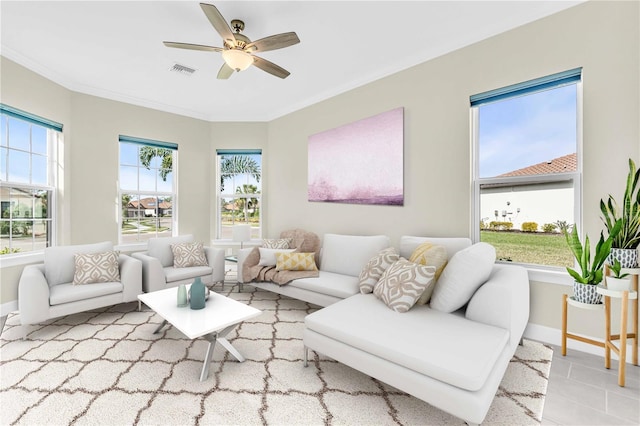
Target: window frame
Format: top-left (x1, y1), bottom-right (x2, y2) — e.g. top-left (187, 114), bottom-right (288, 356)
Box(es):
top-left (216, 149), bottom-right (262, 241)
top-left (0, 104), bottom-right (61, 257)
top-left (470, 70), bottom-right (583, 271)
top-left (118, 135), bottom-right (178, 245)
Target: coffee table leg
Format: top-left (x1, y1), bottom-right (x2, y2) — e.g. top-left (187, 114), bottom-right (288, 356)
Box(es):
top-left (200, 333), bottom-right (218, 381)
top-left (153, 320), bottom-right (168, 334)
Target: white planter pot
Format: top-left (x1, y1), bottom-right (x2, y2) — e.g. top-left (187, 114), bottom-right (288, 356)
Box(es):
top-left (573, 281), bottom-right (602, 304)
top-left (605, 276), bottom-right (632, 291)
top-left (608, 248), bottom-right (638, 269)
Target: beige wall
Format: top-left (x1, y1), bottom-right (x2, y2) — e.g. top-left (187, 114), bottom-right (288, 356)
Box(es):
top-left (1, 1), bottom-right (639, 342)
top-left (266, 1), bottom-right (639, 336)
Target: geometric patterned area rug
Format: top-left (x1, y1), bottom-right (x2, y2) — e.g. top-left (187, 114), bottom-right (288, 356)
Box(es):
top-left (0, 284), bottom-right (552, 425)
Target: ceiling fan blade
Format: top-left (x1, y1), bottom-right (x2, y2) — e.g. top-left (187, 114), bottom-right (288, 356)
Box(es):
top-left (245, 32), bottom-right (300, 53)
top-left (200, 3), bottom-right (236, 46)
top-left (217, 62), bottom-right (234, 79)
top-left (252, 55), bottom-right (291, 79)
top-left (163, 41), bottom-right (223, 52)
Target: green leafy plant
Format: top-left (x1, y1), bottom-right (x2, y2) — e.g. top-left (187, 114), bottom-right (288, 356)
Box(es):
top-left (522, 222), bottom-right (538, 232)
top-left (543, 223), bottom-right (558, 233)
top-left (609, 259), bottom-right (630, 279)
top-left (600, 158), bottom-right (640, 249)
top-left (564, 220), bottom-right (621, 285)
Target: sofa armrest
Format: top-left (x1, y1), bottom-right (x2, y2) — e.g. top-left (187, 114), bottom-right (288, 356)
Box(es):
top-left (119, 254), bottom-right (142, 302)
top-left (131, 252), bottom-right (166, 293)
top-left (236, 247), bottom-right (255, 283)
top-left (205, 246), bottom-right (225, 283)
top-left (465, 264), bottom-right (529, 352)
top-left (18, 264), bottom-right (50, 325)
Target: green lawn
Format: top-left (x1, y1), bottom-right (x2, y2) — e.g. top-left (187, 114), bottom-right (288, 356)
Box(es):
top-left (481, 230), bottom-right (573, 267)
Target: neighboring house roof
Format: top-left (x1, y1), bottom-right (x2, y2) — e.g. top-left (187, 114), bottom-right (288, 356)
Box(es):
top-left (128, 197), bottom-right (171, 210)
top-left (499, 153), bottom-right (577, 177)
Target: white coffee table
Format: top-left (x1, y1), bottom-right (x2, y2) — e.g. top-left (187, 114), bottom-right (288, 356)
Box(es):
top-left (138, 285), bottom-right (262, 381)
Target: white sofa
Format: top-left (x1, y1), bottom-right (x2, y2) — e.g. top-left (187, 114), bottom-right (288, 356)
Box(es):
top-left (18, 241), bottom-right (142, 325)
top-left (132, 235), bottom-right (225, 293)
top-left (237, 233), bottom-right (391, 306)
top-left (302, 236), bottom-right (530, 425)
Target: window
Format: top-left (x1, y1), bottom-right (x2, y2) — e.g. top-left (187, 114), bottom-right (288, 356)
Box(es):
top-left (471, 68), bottom-right (582, 268)
top-left (119, 135), bottom-right (177, 243)
top-left (0, 105), bottom-right (61, 255)
top-left (216, 150), bottom-right (262, 240)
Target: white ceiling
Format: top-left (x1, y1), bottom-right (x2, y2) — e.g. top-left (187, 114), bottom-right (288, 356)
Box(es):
top-left (1, 1), bottom-right (583, 122)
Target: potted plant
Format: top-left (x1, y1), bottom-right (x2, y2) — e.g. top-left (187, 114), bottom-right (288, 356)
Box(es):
top-left (565, 220), bottom-right (621, 304)
top-left (605, 259), bottom-right (632, 291)
top-left (600, 158), bottom-right (640, 268)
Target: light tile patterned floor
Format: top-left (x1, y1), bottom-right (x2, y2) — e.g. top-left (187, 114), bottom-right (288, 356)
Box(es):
top-left (542, 344), bottom-right (640, 425)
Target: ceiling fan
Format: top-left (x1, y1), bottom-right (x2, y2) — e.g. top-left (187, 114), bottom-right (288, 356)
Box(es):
top-left (164, 3), bottom-right (300, 79)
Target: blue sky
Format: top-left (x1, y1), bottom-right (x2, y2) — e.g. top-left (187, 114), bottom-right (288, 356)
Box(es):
top-left (1, 117), bottom-right (48, 185)
top-left (478, 84), bottom-right (577, 178)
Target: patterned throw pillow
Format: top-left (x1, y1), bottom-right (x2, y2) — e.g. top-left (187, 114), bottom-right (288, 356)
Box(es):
top-left (73, 251), bottom-right (120, 285)
top-left (373, 258), bottom-right (436, 313)
top-left (171, 242), bottom-right (208, 268)
top-left (409, 243), bottom-right (448, 305)
top-left (358, 247), bottom-right (400, 294)
top-left (262, 238), bottom-right (293, 249)
top-left (258, 248), bottom-right (296, 266)
top-left (275, 252), bottom-right (318, 271)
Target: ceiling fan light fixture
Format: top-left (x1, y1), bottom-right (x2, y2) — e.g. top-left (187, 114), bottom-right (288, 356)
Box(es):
top-left (222, 49), bottom-right (253, 71)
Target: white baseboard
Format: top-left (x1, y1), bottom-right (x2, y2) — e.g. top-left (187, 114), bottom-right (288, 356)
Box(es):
top-left (524, 322), bottom-right (638, 364)
top-left (1, 300), bottom-right (18, 318)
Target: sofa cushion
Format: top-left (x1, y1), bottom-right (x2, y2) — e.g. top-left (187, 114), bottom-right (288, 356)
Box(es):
top-left (399, 236), bottom-right (471, 260)
top-left (258, 248), bottom-right (296, 266)
top-left (359, 247), bottom-right (399, 294)
top-left (148, 235), bottom-right (193, 267)
top-left (49, 282), bottom-right (123, 306)
top-left (288, 271), bottom-right (359, 299)
top-left (430, 242), bottom-right (496, 313)
top-left (163, 265), bottom-right (212, 283)
top-left (409, 243), bottom-right (448, 305)
top-left (276, 252), bottom-right (318, 271)
top-left (73, 251), bottom-right (121, 284)
top-left (373, 258), bottom-right (436, 313)
top-left (171, 242), bottom-right (208, 268)
top-left (45, 241), bottom-right (114, 287)
top-left (321, 234), bottom-right (390, 277)
top-left (262, 238), bottom-right (292, 249)
top-left (304, 293), bottom-right (509, 391)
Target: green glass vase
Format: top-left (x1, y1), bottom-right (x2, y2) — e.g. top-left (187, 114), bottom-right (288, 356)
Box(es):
top-left (189, 277), bottom-right (206, 310)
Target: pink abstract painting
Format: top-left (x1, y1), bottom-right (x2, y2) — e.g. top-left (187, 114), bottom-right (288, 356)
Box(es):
top-left (308, 107), bottom-right (404, 205)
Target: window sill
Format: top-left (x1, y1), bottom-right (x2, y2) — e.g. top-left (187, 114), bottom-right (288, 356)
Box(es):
top-left (526, 266), bottom-right (573, 286)
top-left (0, 251), bottom-right (44, 268)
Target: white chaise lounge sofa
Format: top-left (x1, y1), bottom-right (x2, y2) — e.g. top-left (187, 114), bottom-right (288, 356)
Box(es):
top-left (303, 236), bottom-right (530, 425)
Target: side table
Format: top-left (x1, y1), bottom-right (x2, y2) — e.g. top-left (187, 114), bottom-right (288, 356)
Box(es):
top-left (561, 294), bottom-right (605, 356)
top-left (597, 266), bottom-right (639, 387)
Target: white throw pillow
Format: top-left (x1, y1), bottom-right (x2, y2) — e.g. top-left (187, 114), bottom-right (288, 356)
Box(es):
top-left (171, 242), bottom-right (208, 268)
top-left (430, 242), bottom-right (496, 313)
top-left (258, 248), bottom-right (296, 266)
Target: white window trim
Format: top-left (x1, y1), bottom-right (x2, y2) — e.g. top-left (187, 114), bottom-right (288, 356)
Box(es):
top-left (470, 80), bottom-right (583, 274)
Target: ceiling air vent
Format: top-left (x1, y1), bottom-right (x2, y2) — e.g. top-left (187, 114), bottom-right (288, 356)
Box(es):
top-left (169, 63), bottom-right (196, 75)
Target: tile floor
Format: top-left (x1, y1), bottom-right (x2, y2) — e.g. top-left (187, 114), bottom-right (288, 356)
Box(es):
top-left (541, 343), bottom-right (640, 425)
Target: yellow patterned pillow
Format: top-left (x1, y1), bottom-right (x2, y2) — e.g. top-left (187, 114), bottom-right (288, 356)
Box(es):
top-left (409, 242), bottom-right (448, 305)
top-left (275, 252), bottom-right (318, 271)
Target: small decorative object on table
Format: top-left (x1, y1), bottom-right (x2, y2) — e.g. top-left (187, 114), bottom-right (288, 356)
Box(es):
top-left (189, 277), bottom-right (206, 310)
top-left (177, 284), bottom-right (188, 307)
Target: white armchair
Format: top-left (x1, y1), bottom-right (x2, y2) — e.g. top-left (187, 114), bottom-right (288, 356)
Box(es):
top-left (132, 235), bottom-right (225, 293)
top-left (18, 241), bottom-right (142, 325)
